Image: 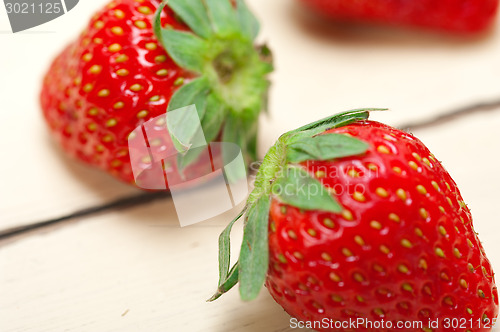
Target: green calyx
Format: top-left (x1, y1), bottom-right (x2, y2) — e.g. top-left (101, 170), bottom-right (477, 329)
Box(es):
top-left (208, 108), bottom-right (387, 302)
top-left (154, 0), bottom-right (273, 164)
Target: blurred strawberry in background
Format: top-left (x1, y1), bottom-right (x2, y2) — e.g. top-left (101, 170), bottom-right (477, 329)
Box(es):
top-left (299, 0), bottom-right (499, 34)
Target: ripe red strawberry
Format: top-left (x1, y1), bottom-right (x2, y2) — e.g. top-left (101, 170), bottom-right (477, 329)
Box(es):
top-left (40, 0), bottom-right (272, 188)
top-left (210, 110), bottom-right (499, 331)
top-left (300, 0), bottom-right (499, 33)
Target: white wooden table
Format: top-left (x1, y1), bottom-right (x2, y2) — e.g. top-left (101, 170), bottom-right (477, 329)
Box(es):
top-left (1, 0), bottom-right (500, 331)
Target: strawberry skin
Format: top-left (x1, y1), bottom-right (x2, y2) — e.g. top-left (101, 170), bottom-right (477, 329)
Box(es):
top-left (300, 0), bottom-right (499, 33)
top-left (266, 121), bottom-right (498, 331)
top-left (40, 0), bottom-right (272, 188)
top-left (210, 110), bottom-right (498, 332)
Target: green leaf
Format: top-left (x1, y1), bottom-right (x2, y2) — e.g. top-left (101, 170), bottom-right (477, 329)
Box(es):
top-left (158, 28), bottom-right (209, 73)
top-left (168, 0), bottom-right (213, 39)
top-left (236, 0), bottom-right (260, 40)
top-left (208, 262), bottom-right (239, 302)
top-left (167, 76), bottom-right (210, 114)
top-left (239, 196), bottom-right (271, 301)
top-left (273, 166), bottom-right (342, 213)
top-left (205, 0), bottom-right (240, 36)
top-left (287, 133), bottom-right (369, 163)
top-left (287, 108), bottom-right (386, 143)
top-left (218, 209), bottom-right (246, 283)
top-left (201, 94), bottom-right (226, 143)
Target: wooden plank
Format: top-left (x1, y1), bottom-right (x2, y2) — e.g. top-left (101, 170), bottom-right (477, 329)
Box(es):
top-left (2, 109), bottom-right (500, 331)
top-left (2, 0), bottom-right (500, 230)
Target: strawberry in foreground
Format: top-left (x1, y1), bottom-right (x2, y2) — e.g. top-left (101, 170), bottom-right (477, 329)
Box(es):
top-left (40, 0), bottom-right (272, 189)
top-left (300, 0), bottom-right (499, 34)
top-left (210, 109), bottom-right (499, 331)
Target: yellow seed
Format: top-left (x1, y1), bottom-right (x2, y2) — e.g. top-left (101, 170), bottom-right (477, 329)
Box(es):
top-left (134, 20), bottom-right (147, 29)
top-left (108, 43), bottom-right (122, 52)
top-left (439, 206), bottom-right (445, 213)
top-left (431, 181), bottom-right (440, 191)
top-left (445, 182), bottom-right (451, 191)
top-left (110, 159), bottom-right (122, 167)
top-left (373, 264), bottom-right (385, 273)
top-left (115, 54), bottom-right (129, 63)
top-left (95, 145), bottom-right (105, 152)
top-left (401, 239), bottom-right (412, 248)
top-left (321, 252), bottom-right (332, 261)
top-left (155, 55), bottom-right (167, 63)
top-left (443, 296), bottom-right (454, 306)
top-left (478, 289), bottom-right (485, 298)
top-left (111, 26), bottom-right (123, 35)
top-left (73, 77), bottom-right (82, 86)
top-left (315, 170), bottom-right (326, 178)
top-left (155, 69), bottom-right (168, 77)
top-left (419, 259), bottom-right (428, 270)
top-left (467, 239), bottom-right (473, 248)
top-left (375, 187), bottom-right (389, 198)
top-left (453, 248), bottom-right (462, 259)
top-left (93, 38), bottom-right (103, 44)
top-left (342, 248), bottom-right (353, 257)
top-left (98, 89), bottom-right (110, 97)
top-left (467, 308), bottom-right (473, 315)
top-left (329, 272), bottom-right (341, 282)
top-left (373, 308), bottom-right (385, 316)
top-left (150, 95), bottom-right (161, 102)
top-left (130, 84), bottom-right (143, 92)
top-left (380, 245), bottom-right (390, 254)
top-left (415, 228), bottom-right (423, 237)
top-left (398, 264), bottom-right (409, 274)
top-left (420, 208), bottom-right (429, 219)
top-left (87, 108), bottom-right (98, 116)
top-left (278, 254), bottom-right (287, 264)
top-left (94, 20), bottom-right (104, 29)
top-left (83, 83), bottom-right (94, 93)
top-left (446, 197), bottom-right (453, 207)
top-left (270, 222), bottom-right (276, 232)
top-left (435, 247), bottom-right (445, 258)
top-left (353, 272), bottom-right (365, 282)
top-left (331, 295), bottom-right (343, 302)
top-left (393, 166), bottom-right (402, 174)
top-left (367, 163), bottom-right (378, 171)
top-left (396, 189), bottom-right (407, 200)
top-left (416, 185), bottom-right (427, 195)
top-left (460, 279), bottom-right (468, 289)
top-left (128, 131), bottom-right (137, 140)
top-left (370, 220), bottom-right (382, 230)
top-left (114, 9), bottom-right (125, 19)
top-left (353, 191), bottom-right (366, 202)
top-left (82, 53), bottom-right (93, 62)
top-left (342, 210), bottom-right (354, 221)
top-left (116, 69), bottom-right (129, 76)
top-left (293, 251), bottom-right (304, 260)
top-left (423, 157), bottom-right (431, 166)
top-left (87, 123), bottom-right (97, 131)
top-left (402, 283), bottom-right (413, 292)
top-left (145, 42), bottom-right (157, 50)
top-left (389, 213), bottom-right (400, 223)
top-left (377, 145), bottom-right (390, 154)
top-left (354, 235), bottom-right (365, 246)
top-left (174, 77), bottom-right (184, 86)
top-left (106, 118), bottom-right (118, 127)
top-left (113, 102), bottom-right (125, 109)
top-left (137, 110), bottom-right (149, 118)
top-left (307, 229), bottom-right (317, 237)
top-left (102, 135), bottom-right (113, 143)
top-left (89, 65), bottom-right (102, 74)
top-left (137, 6), bottom-right (152, 14)
top-left (347, 169), bottom-right (359, 178)
top-left (438, 225), bottom-right (447, 236)
top-left (323, 218), bottom-right (335, 229)
top-left (409, 161), bottom-right (419, 171)
top-left (412, 152), bottom-right (422, 161)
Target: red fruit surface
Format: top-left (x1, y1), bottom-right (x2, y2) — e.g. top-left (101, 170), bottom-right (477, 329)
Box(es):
top-left (40, 0), bottom-right (192, 186)
top-left (266, 121), bottom-right (499, 331)
top-left (300, 0), bottom-right (499, 33)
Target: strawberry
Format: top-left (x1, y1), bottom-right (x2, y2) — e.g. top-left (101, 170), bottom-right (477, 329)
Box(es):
top-left (40, 0), bottom-right (272, 189)
top-left (210, 110), bottom-right (499, 331)
top-left (299, 0), bottom-right (499, 34)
